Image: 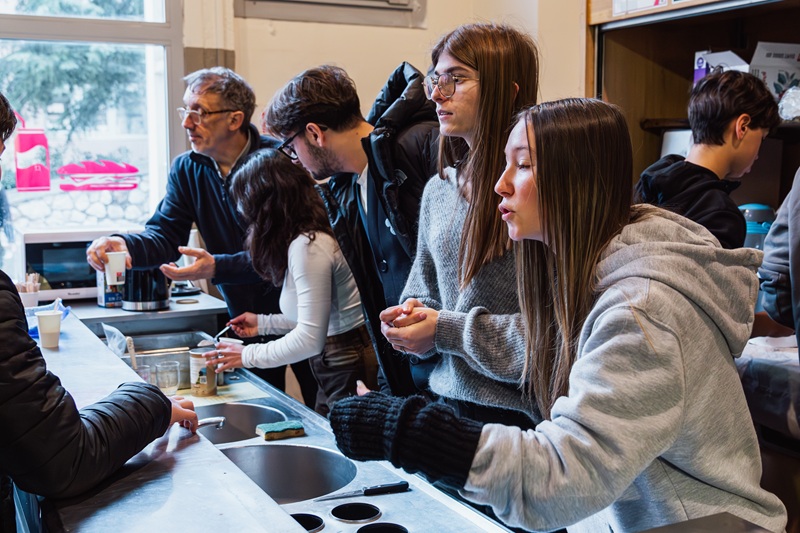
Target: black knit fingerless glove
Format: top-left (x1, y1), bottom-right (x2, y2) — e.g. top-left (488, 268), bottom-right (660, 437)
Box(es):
top-left (330, 394), bottom-right (484, 488)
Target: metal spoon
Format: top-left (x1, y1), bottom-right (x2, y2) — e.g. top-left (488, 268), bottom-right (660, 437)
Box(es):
top-left (197, 325), bottom-right (231, 347)
top-left (213, 324), bottom-right (231, 341)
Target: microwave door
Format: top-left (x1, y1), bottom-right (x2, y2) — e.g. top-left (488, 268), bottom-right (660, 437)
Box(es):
top-left (26, 241), bottom-right (96, 292)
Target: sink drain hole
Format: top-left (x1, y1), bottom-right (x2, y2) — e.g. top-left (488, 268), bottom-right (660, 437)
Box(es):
top-left (291, 513), bottom-right (324, 532)
top-left (331, 502), bottom-right (381, 523)
top-left (357, 523), bottom-right (408, 533)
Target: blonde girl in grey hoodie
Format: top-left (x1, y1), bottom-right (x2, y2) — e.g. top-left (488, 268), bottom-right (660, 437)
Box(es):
top-left (328, 98), bottom-right (788, 533)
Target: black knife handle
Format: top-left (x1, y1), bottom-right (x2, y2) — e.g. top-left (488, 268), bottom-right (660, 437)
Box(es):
top-left (363, 480), bottom-right (409, 496)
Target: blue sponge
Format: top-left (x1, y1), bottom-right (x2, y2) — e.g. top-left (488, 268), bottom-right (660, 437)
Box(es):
top-left (255, 420), bottom-right (305, 440)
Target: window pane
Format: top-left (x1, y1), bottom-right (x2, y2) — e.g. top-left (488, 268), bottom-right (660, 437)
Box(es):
top-left (0, 39), bottom-right (168, 271)
top-left (0, 0), bottom-right (165, 23)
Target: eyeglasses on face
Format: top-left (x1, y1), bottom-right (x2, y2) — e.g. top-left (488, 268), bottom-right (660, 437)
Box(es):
top-left (423, 73), bottom-right (480, 100)
top-left (278, 130), bottom-right (301, 161)
top-left (277, 125), bottom-right (328, 162)
top-left (177, 107), bottom-right (237, 126)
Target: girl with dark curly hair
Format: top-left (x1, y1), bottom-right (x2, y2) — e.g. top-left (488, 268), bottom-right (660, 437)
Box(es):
top-left (211, 149), bottom-right (378, 415)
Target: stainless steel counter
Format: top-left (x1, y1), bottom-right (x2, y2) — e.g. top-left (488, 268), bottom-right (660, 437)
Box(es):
top-left (36, 313), bottom-right (305, 533)
top-left (217, 380), bottom-right (512, 533)
top-left (34, 311), bottom-right (513, 532)
top-left (69, 292), bottom-right (228, 336)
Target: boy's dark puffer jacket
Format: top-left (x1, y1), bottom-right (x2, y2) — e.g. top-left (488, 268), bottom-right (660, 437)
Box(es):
top-left (0, 270), bottom-right (171, 532)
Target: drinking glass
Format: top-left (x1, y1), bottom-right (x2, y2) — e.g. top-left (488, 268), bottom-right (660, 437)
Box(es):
top-left (135, 364), bottom-right (152, 384)
top-left (156, 361), bottom-right (179, 396)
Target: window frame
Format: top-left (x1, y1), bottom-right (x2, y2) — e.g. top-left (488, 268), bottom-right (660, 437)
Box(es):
top-left (0, 2), bottom-right (186, 201)
top-left (233, 0), bottom-right (426, 29)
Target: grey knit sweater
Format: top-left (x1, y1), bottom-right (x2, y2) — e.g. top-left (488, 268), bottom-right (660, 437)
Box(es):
top-left (401, 172), bottom-right (534, 418)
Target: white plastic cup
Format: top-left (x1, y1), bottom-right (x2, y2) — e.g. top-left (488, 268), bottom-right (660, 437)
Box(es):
top-left (156, 361), bottom-right (180, 396)
top-left (35, 310), bottom-right (62, 349)
top-left (105, 252), bottom-right (127, 286)
top-left (19, 291), bottom-right (38, 308)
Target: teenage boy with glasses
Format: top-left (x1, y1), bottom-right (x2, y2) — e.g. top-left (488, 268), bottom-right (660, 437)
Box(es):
top-left (86, 67), bottom-right (318, 405)
top-left (264, 63), bottom-right (439, 397)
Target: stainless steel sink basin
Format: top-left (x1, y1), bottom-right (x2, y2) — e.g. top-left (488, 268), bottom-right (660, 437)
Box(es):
top-left (196, 403), bottom-right (286, 444)
top-left (221, 444), bottom-right (357, 504)
top-left (116, 330), bottom-right (211, 388)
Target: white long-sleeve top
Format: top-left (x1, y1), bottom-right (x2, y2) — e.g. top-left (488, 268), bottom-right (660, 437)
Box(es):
top-left (240, 233), bottom-right (365, 369)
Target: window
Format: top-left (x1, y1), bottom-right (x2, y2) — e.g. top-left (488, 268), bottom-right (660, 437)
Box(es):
top-left (0, 0), bottom-right (184, 273)
top-left (234, 0), bottom-right (426, 29)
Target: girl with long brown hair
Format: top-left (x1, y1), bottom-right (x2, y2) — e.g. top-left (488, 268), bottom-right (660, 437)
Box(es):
top-left (379, 22), bottom-right (541, 427)
top-left (329, 99), bottom-right (787, 532)
top-left (210, 149), bottom-right (378, 415)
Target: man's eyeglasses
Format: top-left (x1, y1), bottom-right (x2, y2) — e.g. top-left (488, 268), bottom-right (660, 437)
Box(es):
top-left (177, 107), bottom-right (237, 126)
top-left (277, 125), bottom-right (328, 162)
top-left (278, 130), bottom-right (301, 161)
top-left (423, 73), bottom-right (480, 100)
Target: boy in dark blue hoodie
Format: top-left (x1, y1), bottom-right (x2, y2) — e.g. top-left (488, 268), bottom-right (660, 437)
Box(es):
top-left (635, 70), bottom-right (780, 249)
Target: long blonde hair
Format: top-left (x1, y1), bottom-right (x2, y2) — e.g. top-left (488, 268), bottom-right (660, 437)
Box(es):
top-left (515, 99), bottom-right (644, 419)
top-left (431, 23), bottom-right (539, 288)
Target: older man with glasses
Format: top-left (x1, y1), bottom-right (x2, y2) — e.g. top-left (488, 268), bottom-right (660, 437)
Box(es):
top-left (86, 67), bottom-right (318, 405)
top-left (264, 63), bottom-right (439, 397)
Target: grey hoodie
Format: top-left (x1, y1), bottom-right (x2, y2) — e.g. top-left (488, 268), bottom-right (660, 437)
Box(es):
top-left (461, 208), bottom-right (787, 533)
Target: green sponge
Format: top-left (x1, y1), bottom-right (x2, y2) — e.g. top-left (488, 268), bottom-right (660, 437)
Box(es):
top-left (256, 420), bottom-right (305, 441)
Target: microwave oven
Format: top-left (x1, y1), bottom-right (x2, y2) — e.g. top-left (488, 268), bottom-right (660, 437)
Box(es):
top-left (15, 227), bottom-right (142, 301)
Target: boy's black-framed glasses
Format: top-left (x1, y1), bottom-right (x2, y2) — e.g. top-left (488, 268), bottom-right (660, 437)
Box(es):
top-left (278, 130), bottom-right (301, 161)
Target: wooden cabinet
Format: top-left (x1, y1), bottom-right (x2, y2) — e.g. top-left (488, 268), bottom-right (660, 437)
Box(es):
top-left (589, 0), bottom-right (800, 207)
top-left (589, 0), bottom-right (730, 26)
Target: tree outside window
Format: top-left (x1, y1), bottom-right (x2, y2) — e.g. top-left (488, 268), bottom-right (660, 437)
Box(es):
top-left (0, 0), bottom-right (183, 274)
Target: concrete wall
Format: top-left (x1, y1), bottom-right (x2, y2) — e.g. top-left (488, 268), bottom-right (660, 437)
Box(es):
top-left (184, 0), bottom-right (587, 120)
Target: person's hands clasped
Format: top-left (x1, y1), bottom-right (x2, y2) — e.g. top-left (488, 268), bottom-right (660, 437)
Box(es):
top-left (169, 396), bottom-right (198, 433)
top-left (227, 312), bottom-right (258, 338)
top-left (86, 236), bottom-right (131, 272)
top-left (205, 341), bottom-right (244, 372)
top-left (379, 298), bottom-right (439, 355)
top-left (159, 246), bottom-right (216, 281)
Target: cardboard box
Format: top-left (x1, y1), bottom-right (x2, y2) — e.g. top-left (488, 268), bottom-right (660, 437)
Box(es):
top-left (97, 270), bottom-right (124, 308)
top-left (694, 50), bottom-right (711, 85)
top-left (749, 41), bottom-right (800, 99)
top-left (694, 50), bottom-right (749, 85)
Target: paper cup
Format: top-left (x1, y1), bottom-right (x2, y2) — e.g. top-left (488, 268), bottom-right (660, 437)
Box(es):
top-left (105, 252), bottom-right (127, 285)
top-left (35, 310), bottom-right (62, 349)
top-left (19, 291), bottom-right (39, 308)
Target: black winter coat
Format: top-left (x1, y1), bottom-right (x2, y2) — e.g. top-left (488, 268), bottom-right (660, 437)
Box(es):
top-left (317, 62), bottom-right (439, 396)
top-left (0, 270), bottom-right (171, 532)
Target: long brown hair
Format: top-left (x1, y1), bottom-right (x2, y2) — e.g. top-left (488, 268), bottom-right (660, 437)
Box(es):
top-left (515, 99), bottom-right (643, 419)
top-left (230, 149), bottom-right (333, 285)
top-left (432, 23), bottom-right (539, 287)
